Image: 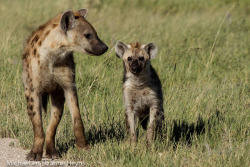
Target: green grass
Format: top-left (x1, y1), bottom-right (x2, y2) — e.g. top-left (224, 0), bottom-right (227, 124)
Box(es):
top-left (0, 0), bottom-right (249, 166)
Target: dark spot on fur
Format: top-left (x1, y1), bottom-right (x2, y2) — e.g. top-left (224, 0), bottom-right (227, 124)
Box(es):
top-left (33, 48), bottom-right (37, 55)
top-left (22, 49), bottom-right (30, 59)
top-left (38, 41), bottom-right (42, 46)
top-left (26, 96), bottom-right (29, 102)
top-left (38, 24), bottom-right (46, 31)
top-left (29, 104), bottom-right (33, 111)
top-left (52, 24), bottom-right (58, 28)
top-left (30, 97), bottom-right (34, 102)
top-left (22, 53), bottom-right (27, 60)
top-left (44, 31), bottom-right (50, 38)
top-left (30, 35), bottom-right (39, 46)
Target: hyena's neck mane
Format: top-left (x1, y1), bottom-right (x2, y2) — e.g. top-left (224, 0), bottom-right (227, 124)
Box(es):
top-left (22, 14), bottom-right (66, 60)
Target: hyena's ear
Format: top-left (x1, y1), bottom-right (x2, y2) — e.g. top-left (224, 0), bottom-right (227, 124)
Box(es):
top-left (60, 10), bottom-right (76, 32)
top-left (143, 43), bottom-right (158, 59)
top-left (78, 9), bottom-right (88, 18)
top-left (115, 41), bottom-right (128, 58)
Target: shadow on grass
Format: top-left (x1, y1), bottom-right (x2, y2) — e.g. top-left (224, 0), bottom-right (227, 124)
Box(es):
top-left (86, 119), bottom-right (126, 145)
top-left (56, 138), bottom-right (76, 154)
top-left (56, 110), bottom-right (224, 153)
top-left (56, 119), bottom-right (126, 154)
top-left (169, 110), bottom-right (224, 147)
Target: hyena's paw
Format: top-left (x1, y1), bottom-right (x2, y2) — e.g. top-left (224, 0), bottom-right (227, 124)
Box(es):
top-left (26, 151), bottom-right (42, 161)
top-left (45, 149), bottom-right (60, 159)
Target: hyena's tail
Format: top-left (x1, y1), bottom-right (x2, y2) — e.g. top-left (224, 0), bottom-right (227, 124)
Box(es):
top-left (41, 93), bottom-right (49, 113)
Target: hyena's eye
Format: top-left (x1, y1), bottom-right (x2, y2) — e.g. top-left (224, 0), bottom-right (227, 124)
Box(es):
top-left (139, 57), bottom-right (144, 61)
top-left (127, 57), bottom-right (132, 61)
top-left (84, 33), bottom-right (91, 39)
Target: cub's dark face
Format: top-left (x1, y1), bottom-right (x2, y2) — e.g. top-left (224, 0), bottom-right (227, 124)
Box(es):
top-left (115, 41), bottom-right (158, 75)
top-left (123, 47), bottom-right (149, 75)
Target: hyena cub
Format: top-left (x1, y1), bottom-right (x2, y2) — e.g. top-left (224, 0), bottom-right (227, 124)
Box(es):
top-left (115, 41), bottom-right (164, 146)
top-left (22, 9), bottom-right (108, 161)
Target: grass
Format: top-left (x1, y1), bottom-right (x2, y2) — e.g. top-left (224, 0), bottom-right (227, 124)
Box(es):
top-left (0, 0), bottom-right (249, 166)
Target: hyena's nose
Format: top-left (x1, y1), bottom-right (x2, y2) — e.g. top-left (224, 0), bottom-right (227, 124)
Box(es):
top-left (102, 44), bottom-right (108, 52)
top-left (131, 60), bottom-right (140, 71)
top-left (132, 60), bottom-right (139, 66)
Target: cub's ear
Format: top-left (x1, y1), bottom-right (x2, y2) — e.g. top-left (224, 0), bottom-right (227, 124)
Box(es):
top-left (78, 9), bottom-right (88, 18)
top-left (60, 10), bottom-right (76, 32)
top-left (143, 43), bottom-right (158, 59)
top-left (115, 41), bottom-right (128, 58)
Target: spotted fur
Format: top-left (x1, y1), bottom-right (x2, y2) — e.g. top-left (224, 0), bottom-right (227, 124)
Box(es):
top-left (22, 9), bottom-right (108, 161)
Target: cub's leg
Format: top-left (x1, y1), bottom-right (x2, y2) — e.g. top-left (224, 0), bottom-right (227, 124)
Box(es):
top-left (26, 89), bottom-right (45, 161)
top-left (45, 87), bottom-right (65, 158)
top-left (125, 110), bottom-right (138, 144)
top-left (147, 107), bottom-right (164, 147)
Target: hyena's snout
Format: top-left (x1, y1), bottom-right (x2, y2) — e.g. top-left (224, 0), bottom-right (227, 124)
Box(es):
top-left (91, 38), bottom-right (108, 56)
top-left (130, 59), bottom-right (142, 74)
top-left (99, 42), bottom-right (108, 53)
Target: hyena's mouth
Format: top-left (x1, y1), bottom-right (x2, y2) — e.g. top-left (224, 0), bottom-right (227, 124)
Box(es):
top-left (84, 44), bottom-right (108, 56)
top-left (130, 66), bottom-right (142, 75)
top-left (84, 48), bottom-right (95, 55)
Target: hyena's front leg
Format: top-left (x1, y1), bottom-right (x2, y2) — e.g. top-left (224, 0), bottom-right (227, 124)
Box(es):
top-left (147, 107), bottom-right (164, 147)
top-left (64, 88), bottom-right (89, 149)
top-left (45, 87), bottom-right (65, 158)
top-left (26, 89), bottom-right (45, 161)
top-left (125, 109), bottom-right (138, 144)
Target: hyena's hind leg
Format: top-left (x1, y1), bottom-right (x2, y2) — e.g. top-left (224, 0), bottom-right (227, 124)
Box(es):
top-left (45, 87), bottom-right (65, 159)
top-left (26, 89), bottom-right (45, 161)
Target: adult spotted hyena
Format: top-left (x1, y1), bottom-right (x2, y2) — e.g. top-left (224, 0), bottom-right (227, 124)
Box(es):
top-left (22, 9), bottom-right (108, 161)
top-left (115, 41), bottom-right (164, 146)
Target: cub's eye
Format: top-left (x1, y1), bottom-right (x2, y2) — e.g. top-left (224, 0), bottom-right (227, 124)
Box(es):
top-left (127, 57), bottom-right (132, 61)
top-left (139, 57), bottom-right (144, 61)
top-left (84, 34), bottom-right (91, 39)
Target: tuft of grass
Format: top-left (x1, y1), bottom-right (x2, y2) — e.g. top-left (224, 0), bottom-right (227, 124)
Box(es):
top-left (0, 0), bottom-right (249, 166)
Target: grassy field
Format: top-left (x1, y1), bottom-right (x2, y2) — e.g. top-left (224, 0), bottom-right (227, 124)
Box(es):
top-left (0, 0), bottom-right (249, 166)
